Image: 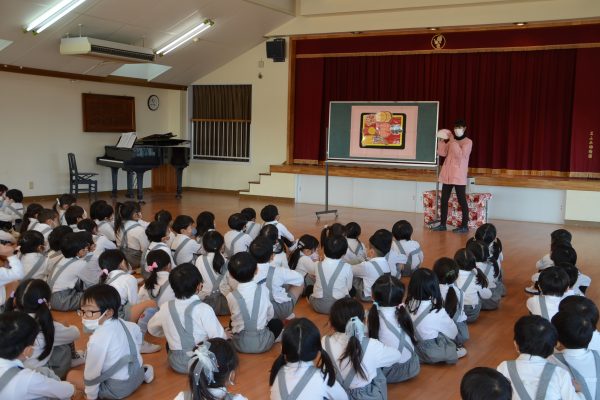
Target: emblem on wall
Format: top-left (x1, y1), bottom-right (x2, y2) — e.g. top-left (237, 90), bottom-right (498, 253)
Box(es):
top-left (431, 34), bottom-right (446, 49)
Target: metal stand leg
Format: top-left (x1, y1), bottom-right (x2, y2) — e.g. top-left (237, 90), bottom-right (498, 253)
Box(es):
top-left (175, 167), bottom-right (184, 199)
top-left (126, 172), bottom-right (135, 198)
top-left (315, 162), bottom-right (338, 221)
top-left (136, 171), bottom-right (145, 203)
top-left (428, 156), bottom-right (441, 227)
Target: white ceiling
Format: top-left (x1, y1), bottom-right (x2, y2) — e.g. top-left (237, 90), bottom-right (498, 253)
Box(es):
top-left (0, 0), bottom-right (295, 85)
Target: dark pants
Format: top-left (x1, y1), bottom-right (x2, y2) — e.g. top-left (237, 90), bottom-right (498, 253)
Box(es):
top-left (440, 184), bottom-right (469, 228)
top-left (267, 319), bottom-right (284, 338)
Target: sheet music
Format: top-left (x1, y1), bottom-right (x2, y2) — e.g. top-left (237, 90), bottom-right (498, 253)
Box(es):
top-left (116, 132), bottom-right (137, 148)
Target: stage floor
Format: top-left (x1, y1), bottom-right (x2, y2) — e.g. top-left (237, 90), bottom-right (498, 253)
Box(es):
top-left (35, 191), bottom-right (600, 399)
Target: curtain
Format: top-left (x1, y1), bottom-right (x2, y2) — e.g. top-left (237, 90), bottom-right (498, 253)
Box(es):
top-left (192, 85), bottom-right (252, 120)
top-left (293, 49), bottom-right (577, 172)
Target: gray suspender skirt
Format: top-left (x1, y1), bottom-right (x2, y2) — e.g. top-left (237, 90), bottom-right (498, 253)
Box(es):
top-left (167, 300), bottom-right (202, 374)
top-left (379, 316), bottom-right (421, 383)
top-left (413, 306), bottom-right (458, 365)
top-left (309, 261), bottom-right (346, 314)
top-left (200, 255), bottom-right (230, 316)
top-left (231, 285), bottom-right (274, 354)
top-left (84, 320), bottom-right (145, 399)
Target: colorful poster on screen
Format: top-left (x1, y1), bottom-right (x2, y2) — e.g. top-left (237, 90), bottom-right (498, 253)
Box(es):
top-left (350, 105), bottom-right (419, 160)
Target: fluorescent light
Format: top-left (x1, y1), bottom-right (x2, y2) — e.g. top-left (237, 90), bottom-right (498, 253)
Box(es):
top-left (26, 0), bottom-right (87, 34)
top-left (157, 19), bottom-right (214, 56)
top-left (0, 39), bottom-right (13, 52)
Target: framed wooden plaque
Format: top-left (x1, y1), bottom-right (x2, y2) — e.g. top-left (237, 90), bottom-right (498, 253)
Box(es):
top-left (82, 93), bottom-right (136, 132)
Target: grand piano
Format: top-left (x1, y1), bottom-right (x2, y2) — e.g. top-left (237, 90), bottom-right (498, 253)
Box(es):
top-left (96, 133), bottom-right (190, 201)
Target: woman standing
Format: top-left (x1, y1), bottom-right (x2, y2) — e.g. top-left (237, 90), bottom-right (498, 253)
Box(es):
top-left (432, 119), bottom-right (472, 233)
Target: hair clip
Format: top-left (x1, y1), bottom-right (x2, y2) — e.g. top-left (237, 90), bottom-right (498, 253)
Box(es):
top-left (187, 342), bottom-right (219, 384)
top-left (372, 301), bottom-right (379, 309)
top-left (101, 269), bottom-right (109, 275)
top-left (56, 198), bottom-right (61, 206)
top-left (145, 262), bottom-right (158, 273)
top-left (344, 316), bottom-right (365, 341)
top-left (297, 240), bottom-right (305, 249)
top-left (37, 298), bottom-right (47, 305)
top-left (9, 291), bottom-right (15, 298)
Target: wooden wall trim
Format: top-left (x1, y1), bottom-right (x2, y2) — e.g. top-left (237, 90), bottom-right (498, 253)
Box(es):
top-left (295, 43), bottom-right (600, 59)
top-left (288, 18), bottom-right (600, 41)
top-left (0, 64), bottom-right (187, 91)
top-left (270, 163), bottom-right (600, 191)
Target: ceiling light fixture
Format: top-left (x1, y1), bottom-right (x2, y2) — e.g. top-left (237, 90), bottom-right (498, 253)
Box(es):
top-left (26, 0), bottom-right (87, 34)
top-left (428, 27), bottom-right (439, 31)
top-left (514, 22), bottom-right (527, 26)
top-left (156, 19), bottom-right (214, 56)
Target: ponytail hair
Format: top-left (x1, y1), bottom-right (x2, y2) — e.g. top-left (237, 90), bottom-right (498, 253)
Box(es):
top-left (6, 279), bottom-right (54, 360)
top-left (202, 230), bottom-right (225, 274)
top-left (288, 234), bottom-right (319, 270)
top-left (98, 249), bottom-right (126, 284)
top-left (368, 274), bottom-right (416, 344)
top-left (20, 203), bottom-right (43, 234)
top-left (467, 240), bottom-right (499, 278)
top-left (320, 223), bottom-right (346, 249)
top-left (454, 248), bottom-right (488, 288)
top-left (329, 298), bottom-right (367, 380)
top-left (269, 318), bottom-right (336, 387)
top-left (144, 249), bottom-right (171, 292)
top-left (196, 211), bottom-right (215, 238)
top-left (433, 257), bottom-right (459, 318)
top-left (188, 338), bottom-right (239, 400)
top-left (406, 268), bottom-right (444, 314)
top-left (53, 194), bottom-right (76, 212)
top-left (18, 230), bottom-right (45, 254)
top-left (114, 201), bottom-right (140, 235)
top-left (475, 223), bottom-right (503, 270)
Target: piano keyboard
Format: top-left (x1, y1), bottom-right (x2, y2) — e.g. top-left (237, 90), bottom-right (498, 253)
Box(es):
top-left (97, 158), bottom-right (124, 167)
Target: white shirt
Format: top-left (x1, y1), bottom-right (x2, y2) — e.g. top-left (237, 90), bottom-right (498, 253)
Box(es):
top-left (46, 250), bottom-right (63, 276)
top-left (32, 222), bottom-right (53, 243)
top-left (497, 354), bottom-right (581, 400)
top-left (322, 332), bottom-right (401, 390)
top-left (49, 256), bottom-right (87, 292)
top-left (536, 253), bottom-right (554, 270)
top-left (223, 230), bottom-right (252, 256)
top-left (264, 264), bottom-right (304, 303)
top-left (295, 254), bottom-right (317, 279)
top-left (0, 202), bottom-right (23, 223)
top-left (0, 357), bottom-right (74, 400)
top-left (170, 233), bottom-right (201, 265)
top-left (81, 236), bottom-right (117, 287)
top-left (219, 262), bottom-right (271, 297)
top-left (0, 256), bottom-right (24, 305)
top-left (95, 219), bottom-right (115, 242)
top-left (312, 257), bottom-right (354, 300)
top-left (270, 361), bottom-right (349, 400)
top-left (25, 319), bottom-right (80, 369)
top-left (195, 253), bottom-right (226, 299)
top-left (244, 221), bottom-right (262, 240)
top-left (265, 220), bottom-right (294, 242)
top-left (352, 256), bottom-right (391, 298)
top-left (409, 300), bottom-right (458, 341)
top-left (550, 348), bottom-right (599, 399)
top-left (456, 269), bottom-right (492, 306)
top-left (174, 389), bottom-right (247, 400)
top-left (439, 283), bottom-right (467, 322)
top-left (589, 331), bottom-right (600, 352)
top-left (19, 252), bottom-right (49, 280)
top-left (143, 241), bottom-right (175, 271)
top-left (273, 252), bottom-right (289, 269)
top-left (59, 210), bottom-right (67, 226)
top-left (227, 281), bottom-right (274, 334)
top-left (115, 220), bottom-right (149, 252)
top-left (343, 238), bottom-right (367, 265)
top-left (476, 261), bottom-right (497, 289)
top-left (376, 306), bottom-right (416, 363)
top-left (84, 318), bottom-right (143, 400)
top-left (138, 271), bottom-right (175, 308)
top-left (106, 270), bottom-right (139, 305)
top-left (148, 295), bottom-right (227, 350)
top-left (526, 294), bottom-right (565, 321)
top-left (391, 239), bottom-right (424, 272)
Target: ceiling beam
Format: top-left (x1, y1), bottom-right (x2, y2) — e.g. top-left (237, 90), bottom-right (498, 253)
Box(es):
top-left (0, 64), bottom-right (187, 91)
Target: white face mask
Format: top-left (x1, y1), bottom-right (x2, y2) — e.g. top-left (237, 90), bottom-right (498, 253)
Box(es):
top-left (454, 128), bottom-right (465, 137)
top-left (82, 311), bottom-right (106, 333)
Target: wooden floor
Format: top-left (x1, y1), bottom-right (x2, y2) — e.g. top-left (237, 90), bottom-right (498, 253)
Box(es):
top-left (42, 191), bottom-right (600, 400)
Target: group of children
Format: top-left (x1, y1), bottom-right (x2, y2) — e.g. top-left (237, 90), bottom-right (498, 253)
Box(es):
top-left (0, 185), bottom-right (596, 399)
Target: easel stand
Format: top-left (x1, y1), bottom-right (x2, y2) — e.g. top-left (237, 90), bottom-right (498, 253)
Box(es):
top-left (315, 161), bottom-right (338, 221)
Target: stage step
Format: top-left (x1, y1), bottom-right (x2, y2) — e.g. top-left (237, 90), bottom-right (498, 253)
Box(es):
top-left (239, 171), bottom-right (295, 199)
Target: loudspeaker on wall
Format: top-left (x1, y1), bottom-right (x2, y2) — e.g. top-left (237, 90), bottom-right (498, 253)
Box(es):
top-left (266, 38), bottom-right (286, 62)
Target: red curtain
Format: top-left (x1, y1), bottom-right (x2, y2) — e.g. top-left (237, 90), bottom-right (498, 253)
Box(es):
top-left (293, 49), bottom-right (578, 172)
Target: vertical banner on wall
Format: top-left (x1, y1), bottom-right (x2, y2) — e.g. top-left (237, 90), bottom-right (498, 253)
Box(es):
top-left (570, 49), bottom-right (600, 177)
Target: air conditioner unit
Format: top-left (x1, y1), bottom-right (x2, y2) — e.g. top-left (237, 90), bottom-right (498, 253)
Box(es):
top-left (60, 37), bottom-right (155, 63)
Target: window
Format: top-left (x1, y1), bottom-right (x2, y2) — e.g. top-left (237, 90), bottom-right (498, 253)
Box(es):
top-left (191, 84), bottom-right (251, 162)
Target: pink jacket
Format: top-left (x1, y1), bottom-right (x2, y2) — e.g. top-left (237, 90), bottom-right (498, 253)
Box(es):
top-left (437, 137), bottom-right (472, 185)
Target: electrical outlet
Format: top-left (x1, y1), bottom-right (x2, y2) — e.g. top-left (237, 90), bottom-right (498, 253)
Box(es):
top-left (28, 181), bottom-right (34, 190)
